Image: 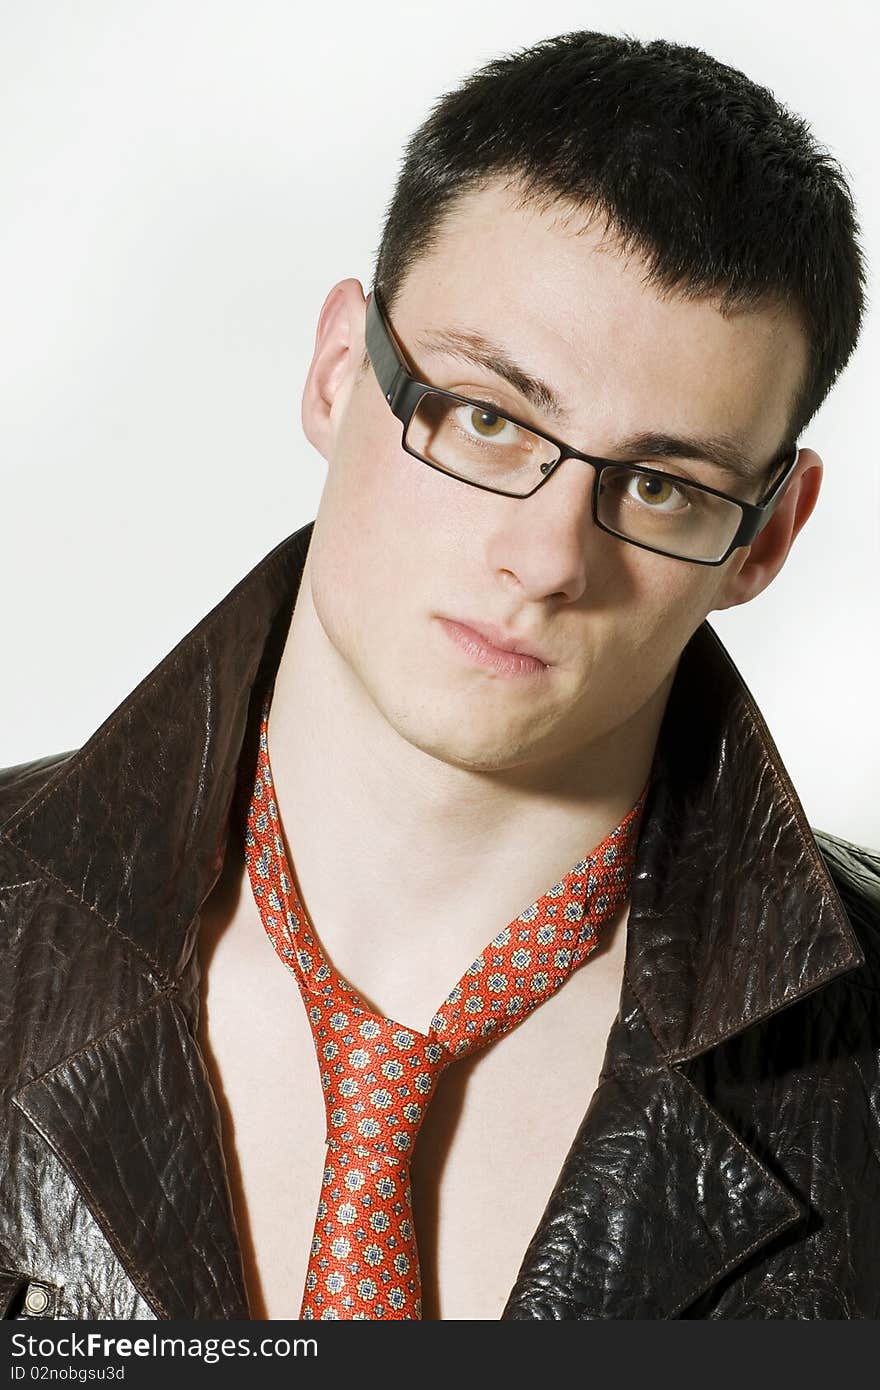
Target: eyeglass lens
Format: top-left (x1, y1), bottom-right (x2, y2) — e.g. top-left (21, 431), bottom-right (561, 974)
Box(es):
top-left (405, 391), bottom-right (745, 563)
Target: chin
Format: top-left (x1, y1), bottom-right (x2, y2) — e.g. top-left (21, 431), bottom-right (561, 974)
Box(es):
top-left (417, 739), bottom-right (536, 774)
top-left (388, 706), bottom-right (551, 774)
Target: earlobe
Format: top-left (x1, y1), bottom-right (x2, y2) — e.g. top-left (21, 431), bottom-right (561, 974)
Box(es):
top-left (713, 448), bottom-right (823, 611)
top-left (301, 278), bottom-right (367, 460)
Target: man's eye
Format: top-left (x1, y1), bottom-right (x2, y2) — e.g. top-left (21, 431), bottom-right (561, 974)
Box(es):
top-left (454, 403), bottom-right (520, 444)
top-left (626, 472), bottom-right (689, 511)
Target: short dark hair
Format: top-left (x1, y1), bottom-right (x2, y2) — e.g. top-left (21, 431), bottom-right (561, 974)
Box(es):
top-left (363, 31), bottom-right (866, 446)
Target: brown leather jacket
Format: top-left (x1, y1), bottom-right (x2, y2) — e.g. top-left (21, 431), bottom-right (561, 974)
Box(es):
top-left (1, 521), bottom-right (878, 1320)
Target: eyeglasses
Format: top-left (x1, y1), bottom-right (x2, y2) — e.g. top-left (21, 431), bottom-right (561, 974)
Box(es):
top-left (364, 286), bottom-right (800, 566)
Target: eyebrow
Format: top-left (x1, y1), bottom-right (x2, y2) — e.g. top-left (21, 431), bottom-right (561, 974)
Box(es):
top-left (414, 325), bottom-right (784, 485)
top-left (608, 431), bottom-right (778, 485)
top-left (414, 326), bottom-right (571, 424)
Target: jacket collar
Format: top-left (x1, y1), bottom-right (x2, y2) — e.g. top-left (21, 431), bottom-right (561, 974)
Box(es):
top-left (1, 524), bottom-right (312, 993)
top-left (625, 619), bottom-right (864, 1063)
top-left (1, 518), bottom-right (863, 1042)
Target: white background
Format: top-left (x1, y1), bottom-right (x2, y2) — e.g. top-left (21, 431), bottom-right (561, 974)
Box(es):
top-left (1, 1), bottom-right (877, 845)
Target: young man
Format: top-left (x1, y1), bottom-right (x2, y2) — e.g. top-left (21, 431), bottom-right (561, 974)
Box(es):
top-left (1, 32), bottom-right (877, 1323)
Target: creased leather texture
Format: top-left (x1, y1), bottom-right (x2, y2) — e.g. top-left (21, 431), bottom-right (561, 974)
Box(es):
top-left (1, 520), bottom-right (878, 1320)
top-left (0, 1269), bottom-right (27, 1317)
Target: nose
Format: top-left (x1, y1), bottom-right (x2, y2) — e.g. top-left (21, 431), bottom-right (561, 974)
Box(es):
top-left (484, 455), bottom-right (600, 604)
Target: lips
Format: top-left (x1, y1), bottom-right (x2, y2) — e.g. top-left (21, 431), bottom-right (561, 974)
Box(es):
top-left (451, 618), bottom-right (550, 664)
top-left (439, 617), bottom-right (551, 670)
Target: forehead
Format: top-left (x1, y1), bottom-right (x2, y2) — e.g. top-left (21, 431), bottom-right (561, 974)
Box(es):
top-left (393, 179), bottom-right (808, 464)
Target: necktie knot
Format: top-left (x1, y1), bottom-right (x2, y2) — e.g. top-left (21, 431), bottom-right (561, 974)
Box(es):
top-left (306, 1004), bottom-right (451, 1154)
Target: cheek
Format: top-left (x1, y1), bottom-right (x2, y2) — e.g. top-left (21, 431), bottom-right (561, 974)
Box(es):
top-left (621, 553), bottom-right (734, 675)
top-left (309, 437), bottom-right (454, 651)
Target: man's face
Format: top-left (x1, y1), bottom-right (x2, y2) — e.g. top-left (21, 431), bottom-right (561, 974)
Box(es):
top-left (301, 179), bottom-right (811, 775)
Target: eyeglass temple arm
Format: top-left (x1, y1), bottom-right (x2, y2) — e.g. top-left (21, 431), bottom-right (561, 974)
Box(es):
top-left (735, 443), bottom-right (800, 548)
top-left (365, 289), bottom-right (407, 408)
top-left (757, 443), bottom-right (801, 515)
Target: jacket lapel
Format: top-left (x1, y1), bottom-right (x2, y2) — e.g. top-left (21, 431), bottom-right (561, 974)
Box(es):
top-left (501, 1036), bottom-right (806, 1318)
top-left (502, 624), bottom-right (864, 1318)
top-left (1, 526), bottom-right (313, 1319)
top-left (1, 522), bottom-right (866, 1320)
top-left (13, 991), bottom-right (249, 1319)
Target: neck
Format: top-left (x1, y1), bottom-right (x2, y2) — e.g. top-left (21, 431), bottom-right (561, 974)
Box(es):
top-left (257, 555), bottom-right (670, 1012)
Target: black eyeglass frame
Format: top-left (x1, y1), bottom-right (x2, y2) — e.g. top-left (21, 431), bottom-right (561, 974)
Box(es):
top-left (364, 286), bottom-right (801, 567)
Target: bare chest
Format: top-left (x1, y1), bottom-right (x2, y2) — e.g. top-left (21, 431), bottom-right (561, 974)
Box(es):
top-left (195, 886), bottom-right (627, 1321)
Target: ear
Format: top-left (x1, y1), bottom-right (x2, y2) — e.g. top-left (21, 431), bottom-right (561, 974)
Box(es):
top-left (713, 448), bottom-right (823, 612)
top-left (301, 278), bottom-right (367, 461)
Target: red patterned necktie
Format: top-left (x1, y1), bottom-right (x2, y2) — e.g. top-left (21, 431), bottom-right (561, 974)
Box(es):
top-left (243, 687), bottom-right (645, 1320)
